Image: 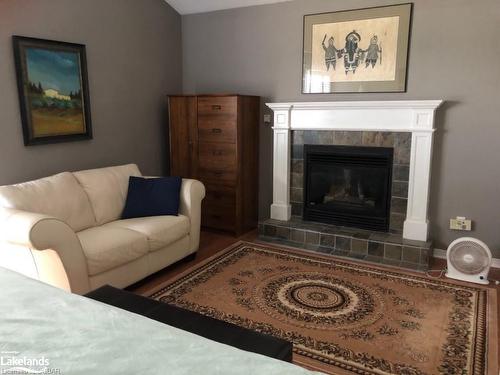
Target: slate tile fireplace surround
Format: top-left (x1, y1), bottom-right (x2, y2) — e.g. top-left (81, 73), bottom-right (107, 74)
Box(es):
top-left (259, 101), bottom-right (443, 271)
top-left (259, 130), bottom-right (430, 270)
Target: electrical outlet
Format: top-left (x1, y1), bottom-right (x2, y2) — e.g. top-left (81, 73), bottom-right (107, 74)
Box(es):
top-left (450, 216), bottom-right (472, 231)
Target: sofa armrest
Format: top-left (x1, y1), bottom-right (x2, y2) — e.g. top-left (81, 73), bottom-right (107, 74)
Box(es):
top-left (179, 179), bottom-right (206, 253)
top-left (0, 208), bottom-right (90, 294)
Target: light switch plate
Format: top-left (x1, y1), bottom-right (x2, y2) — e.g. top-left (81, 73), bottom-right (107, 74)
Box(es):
top-left (450, 217), bottom-right (472, 231)
top-left (263, 114), bottom-right (272, 123)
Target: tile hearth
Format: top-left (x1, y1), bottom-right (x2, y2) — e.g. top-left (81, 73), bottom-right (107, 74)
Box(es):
top-left (258, 217), bottom-right (432, 271)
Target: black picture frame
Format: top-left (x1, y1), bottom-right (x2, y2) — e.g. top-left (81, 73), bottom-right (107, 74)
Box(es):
top-left (13, 36), bottom-right (92, 146)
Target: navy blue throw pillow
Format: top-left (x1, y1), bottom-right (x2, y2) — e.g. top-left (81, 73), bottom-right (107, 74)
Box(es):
top-left (122, 176), bottom-right (182, 219)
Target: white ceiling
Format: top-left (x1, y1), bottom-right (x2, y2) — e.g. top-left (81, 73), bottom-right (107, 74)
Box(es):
top-left (165, 0), bottom-right (295, 15)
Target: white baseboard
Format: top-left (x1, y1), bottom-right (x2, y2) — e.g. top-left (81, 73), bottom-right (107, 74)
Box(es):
top-left (433, 248), bottom-right (500, 269)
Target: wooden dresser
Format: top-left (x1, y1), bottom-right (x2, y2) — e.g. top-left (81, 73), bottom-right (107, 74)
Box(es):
top-left (168, 95), bottom-right (260, 235)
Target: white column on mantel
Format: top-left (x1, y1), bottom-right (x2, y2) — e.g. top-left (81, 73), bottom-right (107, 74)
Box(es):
top-left (402, 109), bottom-right (438, 242)
top-left (270, 105), bottom-right (292, 221)
top-left (266, 100), bottom-right (444, 242)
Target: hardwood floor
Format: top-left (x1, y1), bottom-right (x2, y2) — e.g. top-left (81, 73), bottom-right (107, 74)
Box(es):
top-left (128, 229), bottom-right (500, 366)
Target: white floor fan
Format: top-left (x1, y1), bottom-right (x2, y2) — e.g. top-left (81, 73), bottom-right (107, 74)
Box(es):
top-left (445, 237), bottom-right (492, 285)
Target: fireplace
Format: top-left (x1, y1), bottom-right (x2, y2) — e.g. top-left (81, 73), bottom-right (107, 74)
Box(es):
top-left (303, 145), bottom-right (393, 232)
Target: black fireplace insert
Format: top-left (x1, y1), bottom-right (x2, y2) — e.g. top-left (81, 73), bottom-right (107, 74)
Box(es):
top-left (303, 145), bottom-right (393, 231)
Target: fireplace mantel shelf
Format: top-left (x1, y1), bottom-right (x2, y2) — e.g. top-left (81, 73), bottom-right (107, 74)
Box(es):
top-left (267, 100), bottom-right (443, 133)
top-left (267, 100), bottom-right (443, 110)
top-left (266, 100), bottom-right (444, 242)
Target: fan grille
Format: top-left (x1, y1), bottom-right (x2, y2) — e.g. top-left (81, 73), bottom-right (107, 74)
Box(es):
top-left (449, 240), bottom-right (490, 275)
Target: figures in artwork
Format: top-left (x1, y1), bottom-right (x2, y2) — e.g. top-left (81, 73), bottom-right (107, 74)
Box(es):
top-left (320, 31), bottom-right (383, 74)
top-left (341, 31), bottom-right (363, 74)
top-left (322, 35), bottom-right (339, 71)
top-left (365, 35), bottom-right (382, 68)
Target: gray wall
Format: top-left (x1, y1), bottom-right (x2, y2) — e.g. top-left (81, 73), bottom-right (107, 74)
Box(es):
top-left (0, 0), bottom-right (181, 183)
top-left (182, 0), bottom-right (500, 255)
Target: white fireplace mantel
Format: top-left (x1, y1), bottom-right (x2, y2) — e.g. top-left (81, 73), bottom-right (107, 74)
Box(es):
top-left (266, 100), bottom-right (444, 242)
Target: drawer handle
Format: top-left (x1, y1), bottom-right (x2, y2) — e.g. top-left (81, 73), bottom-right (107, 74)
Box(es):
top-left (211, 105), bottom-right (222, 111)
top-left (211, 128), bottom-right (222, 134)
top-left (212, 150), bottom-right (223, 156)
top-left (213, 171), bottom-right (223, 176)
top-left (211, 214), bottom-right (222, 220)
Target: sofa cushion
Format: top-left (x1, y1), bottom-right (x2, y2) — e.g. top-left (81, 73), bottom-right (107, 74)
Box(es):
top-left (107, 215), bottom-right (190, 252)
top-left (73, 164), bottom-right (141, 226)
top-left (0, 172), bottom-right (96, 232)
top-left (77, 225), bottom-right (149, 276)
top-left (122, 176), bottom-right (182, 219)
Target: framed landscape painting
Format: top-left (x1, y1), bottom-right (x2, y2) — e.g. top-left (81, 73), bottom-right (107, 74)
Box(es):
top-left (13, 36), bottom-right (92, 145)
top-left (302, 3), bottom-right (412, 94)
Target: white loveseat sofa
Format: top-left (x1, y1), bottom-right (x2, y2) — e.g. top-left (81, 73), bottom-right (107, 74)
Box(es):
top-left (0, 164), bottom-right (205, 294)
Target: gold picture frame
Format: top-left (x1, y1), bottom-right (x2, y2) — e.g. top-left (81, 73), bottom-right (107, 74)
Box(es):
top-left (302, 3), bottom-right (412, 93)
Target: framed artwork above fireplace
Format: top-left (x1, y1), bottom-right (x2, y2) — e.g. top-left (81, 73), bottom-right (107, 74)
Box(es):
top-left (302, 3), bottom-right (412, 93)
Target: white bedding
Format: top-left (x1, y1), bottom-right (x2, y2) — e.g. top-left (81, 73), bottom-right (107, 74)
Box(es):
top-left (0, 267), bottom-right (316, 374)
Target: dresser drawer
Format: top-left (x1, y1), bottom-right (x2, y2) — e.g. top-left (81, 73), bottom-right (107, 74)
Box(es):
top-left (198, 143), bottom-right (236, 171)
top-left (198, 143), bottom-right (237, 185)
top-left (198, 117), bottom-right (236, 143)
top-left (198, 97), bottom-right (237, 116)
top-left (198, 169), bottom-right (237, 186)
top-left (202, 202), bottom-right (236, 232)
top-left (198, 97), bottom-right (237, 143)
top-left (204, 184), bottom-right (236, 207)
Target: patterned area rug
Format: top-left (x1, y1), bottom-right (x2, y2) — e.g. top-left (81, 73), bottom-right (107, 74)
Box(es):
top-left (150, 242), bottom-right (498, 375)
